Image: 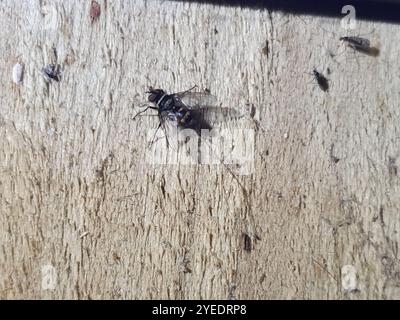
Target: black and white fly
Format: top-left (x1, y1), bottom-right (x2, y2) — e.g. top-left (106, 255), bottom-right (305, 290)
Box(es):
top-left (133, 86), bottom-right (237, 149)
top-left (133, 86), bottom-right (258, 179)
top-left (146, 86), bottom-right (213, 135)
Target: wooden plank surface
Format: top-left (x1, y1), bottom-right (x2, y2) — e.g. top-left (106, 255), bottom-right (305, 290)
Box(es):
top-left (1, 0), bottom-right (400, 299)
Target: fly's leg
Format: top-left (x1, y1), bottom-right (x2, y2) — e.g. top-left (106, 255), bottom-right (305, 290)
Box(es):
top-left (304, 69), bottom-right (321, 88)
top-left (180, 85), bottom-right (198, 95)
top-left (132, 105), bottom-right (157, 120)
top-left (148, 121), bottom-right (163, 148)
top-left (160, 119), bottom-right (171, 149)
top-left (176, 85), bottom-right (199, 109)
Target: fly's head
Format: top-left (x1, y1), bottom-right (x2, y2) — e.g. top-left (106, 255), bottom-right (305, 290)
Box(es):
top-left (147, 88), bottom-right (165, 105)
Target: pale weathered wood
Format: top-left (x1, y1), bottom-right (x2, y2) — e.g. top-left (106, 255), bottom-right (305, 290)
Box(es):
top-left (1, 0), bottom-right (400, 299)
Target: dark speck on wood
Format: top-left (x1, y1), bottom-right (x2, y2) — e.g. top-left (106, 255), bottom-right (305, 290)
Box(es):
top-left (262, 40), bottom-right (269, 57)
top-left (243, 233), bottom-right (252, 252)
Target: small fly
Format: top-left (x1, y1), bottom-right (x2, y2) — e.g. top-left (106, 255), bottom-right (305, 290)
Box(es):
top-left (42, 64), bottom-right (61, 82)
top-left (133, 86), bottom-right (232, 149)
top-left (311, 68), bottom-right (329, 92)
top-left (340, 36), bottom-right (379, 56)
top-left (243, 233), bottom-right (252, 252)
top-left (132, 85), bottom-right (251, 174)
top-left (243, 233), bottom-right (260, 252)
top-left (146, 86), bottom-right (212, 135)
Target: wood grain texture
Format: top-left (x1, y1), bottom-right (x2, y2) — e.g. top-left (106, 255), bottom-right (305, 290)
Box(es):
top-left (1, 0), bottom-right (400, 299)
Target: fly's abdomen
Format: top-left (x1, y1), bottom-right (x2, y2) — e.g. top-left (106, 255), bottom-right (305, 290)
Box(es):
top-left (176, 107), bottom-right (193, 127)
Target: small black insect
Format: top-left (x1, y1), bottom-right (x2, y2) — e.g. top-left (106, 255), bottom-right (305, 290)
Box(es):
top-left (243, 233), bottom-right (252, 252)
top-left (340, 36), bottom-right (379, 56)
top-left (42, 64), bottom-right (61, 82)
top-left (312, 68), bottom-right (329, 92)
top-left (261, 40), bottom-right (269, 57)
top-left (144, 87), bottom-right (212, 135)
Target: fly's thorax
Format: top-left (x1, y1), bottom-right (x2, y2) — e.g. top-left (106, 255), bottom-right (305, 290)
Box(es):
top-left (157, 94), bottom-right (174, 111)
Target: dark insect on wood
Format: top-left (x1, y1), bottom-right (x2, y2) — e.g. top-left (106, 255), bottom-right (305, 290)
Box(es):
top-left (133, 86), bottom-right (215, 148)
top-left (132, 86), bottom-right (243, 167)
top-left (312, 68), bottom-right (329, 92)
top-left (42, 64), bottom-right (61, 82)
top-left (148, 87), bottom-right (212, 135)
top-left (243, 233), bottom-right (252, 252)
top-left (340, 36), bottom-right (380, 57)
top-left (262, 40), bottom-right (269, 57)
top-left (90, 1), bottom-right (101, 23)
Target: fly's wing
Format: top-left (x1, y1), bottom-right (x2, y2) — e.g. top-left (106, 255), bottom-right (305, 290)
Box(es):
top-left (351, 37), bottom-right (379, 56)
top-left (342, 36), bottom-right (370, 50)
top-left (175, 91), bottom-right (218, 109)
top-left (191, 106), bottom-right (244, 131)
top-left (173, 91), bottom-right (243, 129)
top-left (173, 91), bottom-right (254, 174)
top-left (158, 110), bottom-right (182, 150)
top-left (356, 37), bottom-right (371, 48)
top-left (349, 37), bottom-right (370, 49)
